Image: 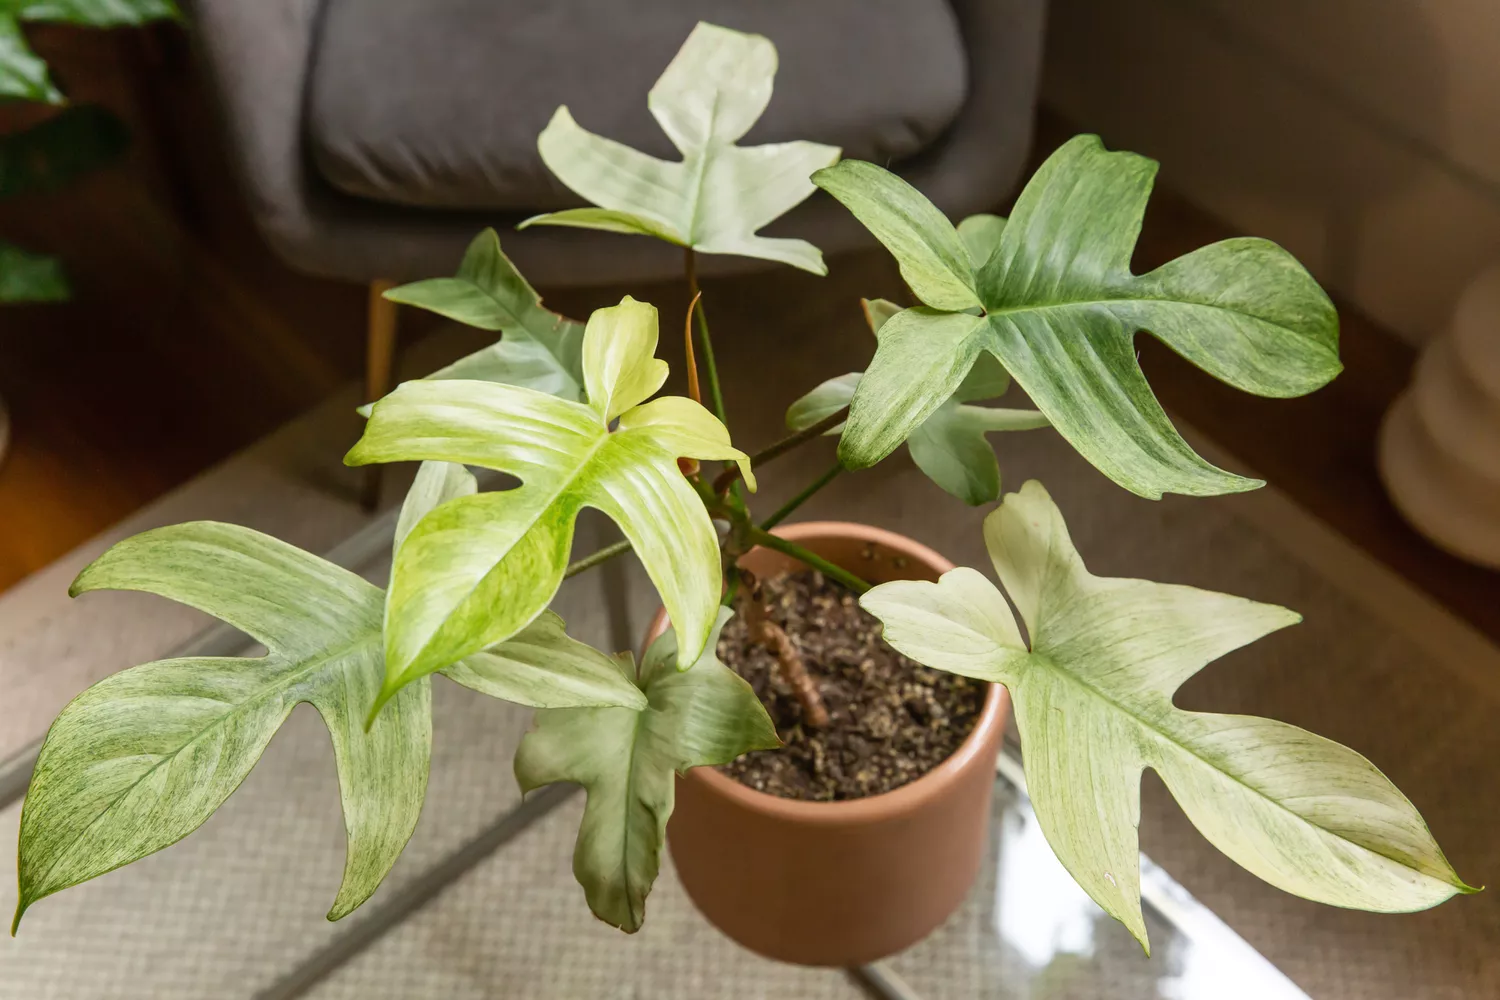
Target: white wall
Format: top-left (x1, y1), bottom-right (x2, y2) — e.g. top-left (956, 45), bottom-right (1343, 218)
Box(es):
top-left (1043, 0), bottom-right (1500, 346)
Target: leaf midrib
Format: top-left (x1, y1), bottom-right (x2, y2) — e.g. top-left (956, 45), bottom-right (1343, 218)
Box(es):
top-left (1031, 646), bottom-right (1428, 876)
top-left (982, 290), bottom-right (1317, 338)
top-left (621, 706), bottom-right (648, 928)
top-left (477, 283), bottom-right (581, 389)
top-left (30, 629), bottom-right (380, 896)
top-left (681, 91), bottom-right (723, 246)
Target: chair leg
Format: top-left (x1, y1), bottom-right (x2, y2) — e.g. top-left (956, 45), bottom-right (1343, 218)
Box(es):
top-left (361, 280), bottom-right (398, 511)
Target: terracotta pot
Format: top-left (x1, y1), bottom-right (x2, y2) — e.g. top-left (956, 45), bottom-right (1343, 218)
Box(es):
top-left (650, 521), bottom-right (1010, 967)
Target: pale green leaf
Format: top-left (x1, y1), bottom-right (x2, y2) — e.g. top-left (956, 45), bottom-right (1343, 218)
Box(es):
top-left (519, 22), bottom-right (839, 274)
top-left (14, 523), bottom-right (430, 931)
top-left (582, 296), bottom-right (668, 423)
top-left (442, 612), bottom-right (646, 711)
top-left (346, 297), bottom-right (750, 712)
top-left (862, 296), bottom-right (903, 333)
top-left (786, 372), bottom-right (859, 437)
top-left (394, 461), bottom-right (476, 553)
top-left (383, 229), bottom-right (585, 401)
top-left (786, 299), bottom-right (1043, 505)
top-left (0, 16), bottom-right (60, 104)
top-left (789, 371), bottom-right (1044, 506)
top-left (822, 140), bottom-right (1342, 499)
top-left (0, 241), bottom-right (68, 302)
top-left (518, 204), bottom-right (682, 243)
top-left (812, 160), bottom-right (978, 310)
top-left (862, 481), bottom-right (1472, 952)
top-left (514, 610), bottom-right (779, 931)
top-left (860, 296), bottom-right (1006, 401)
top-left (838, 307), bottom-right (987, 467)
top-left (906, 403), bottom-right (1049, 505)
top-left (386, 463), bottom-right (642, 710)
top-left (956, 212), bottom-right (1006, 268)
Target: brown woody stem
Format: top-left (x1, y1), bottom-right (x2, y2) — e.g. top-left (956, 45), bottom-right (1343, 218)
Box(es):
top-left (739, 577), bottom-right (829, 729)
top-left (683, 290), bottom-right (703, 406)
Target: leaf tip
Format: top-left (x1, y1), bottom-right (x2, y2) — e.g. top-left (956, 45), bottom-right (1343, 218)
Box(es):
top-left (364, 686), bottom-right (397, 732)
top-left (10, 899), bottom-right (27, 936)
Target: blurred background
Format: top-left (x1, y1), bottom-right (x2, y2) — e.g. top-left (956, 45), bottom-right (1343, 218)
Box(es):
top-left (1, 2), bottom-right (1497, 998)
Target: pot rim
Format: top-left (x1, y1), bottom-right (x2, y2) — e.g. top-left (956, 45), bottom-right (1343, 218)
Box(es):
top-left (662, 520), bottom-right (1012, 828)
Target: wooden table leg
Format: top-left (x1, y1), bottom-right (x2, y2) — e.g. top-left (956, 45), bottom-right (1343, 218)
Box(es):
top-left (361, 280), bottom-right (398, 511)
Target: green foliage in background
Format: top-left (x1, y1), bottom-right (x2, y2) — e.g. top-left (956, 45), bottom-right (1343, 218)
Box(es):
top-left (0, 0), bottom-right (178, 302)
top-left (516, 611), bottom-right (779, 932)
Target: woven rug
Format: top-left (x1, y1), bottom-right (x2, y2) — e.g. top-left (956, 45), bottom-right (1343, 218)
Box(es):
top-left (1, 257), bottom-right (1496, 998)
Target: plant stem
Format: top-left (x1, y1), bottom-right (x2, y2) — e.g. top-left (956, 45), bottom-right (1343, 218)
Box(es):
top-left (563, 539), bottom-right (632, 579)
top-left (711, 405), bottom-right (848, 494)
top-left (684, 249), bottom-right (728, 426)
top-left (745, 527), bottom-right (871, 594)
top-left (760, 462), bottom-right (842, 530)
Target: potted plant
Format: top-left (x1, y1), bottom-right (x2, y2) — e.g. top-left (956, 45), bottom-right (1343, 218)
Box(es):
top-left (10, 22), bottom-right (1473, 969)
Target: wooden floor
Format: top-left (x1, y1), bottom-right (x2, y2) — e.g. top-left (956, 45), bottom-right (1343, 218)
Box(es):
top-left (0, 26), bottom-right (1495, 647)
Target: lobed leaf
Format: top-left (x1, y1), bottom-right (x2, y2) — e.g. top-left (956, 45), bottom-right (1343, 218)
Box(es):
top-left (14, 500), bottom-right (642, 931)
top-left (514, 611), bottom-right (779, 931)
top-left (347, 297), bottom-right (751, 714)
top-left (786, 297), bottom-right (1042, 505)
top-left (812, 161), bottom-right (979, 310)
top-left (862, 481), bottom-right (1473, 951)
top-left (383, 229), bottom-right (586, 401)
top-left (520, 22), bottom-right (839, 274)
top-left (15, 523), bottom-right (431, 930)
top-left (818, 138), bottom-right (1342, 499)
top-left (391, 461), bottom-right (644, 711)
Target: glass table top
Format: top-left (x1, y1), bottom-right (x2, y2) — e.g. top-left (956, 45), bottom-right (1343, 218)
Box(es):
top-left (281, 745), bottom-right (1313, 1000)
top-left (863, 747), bottom-right (1309, 1000)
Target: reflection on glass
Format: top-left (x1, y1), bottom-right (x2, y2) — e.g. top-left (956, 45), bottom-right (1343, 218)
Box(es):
top-left (893, 749), bottom-right (1311, 1000)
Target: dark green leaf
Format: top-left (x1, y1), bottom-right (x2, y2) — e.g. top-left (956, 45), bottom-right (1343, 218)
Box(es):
top-left (514, 611), bottom-right (779, 931)
top-left (384, 229), bottom-right (586, 401)
top-left (0, 105), bottom-right (131, 200)
top-left (863, 481), bottom-right (1472, 949)
top-left (0, 240), bottom-right (68, 302)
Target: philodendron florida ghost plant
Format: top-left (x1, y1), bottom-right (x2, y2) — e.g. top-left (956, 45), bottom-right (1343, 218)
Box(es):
top-left (12, 23), bottom-right (1472, 948)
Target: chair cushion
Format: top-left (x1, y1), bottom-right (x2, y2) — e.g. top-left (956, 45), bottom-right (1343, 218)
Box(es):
top-left (306, 0), bottom-right (968, 211)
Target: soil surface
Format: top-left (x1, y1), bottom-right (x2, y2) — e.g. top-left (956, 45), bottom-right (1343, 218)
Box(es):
top-left (717, 569), bottom-right (985, 801)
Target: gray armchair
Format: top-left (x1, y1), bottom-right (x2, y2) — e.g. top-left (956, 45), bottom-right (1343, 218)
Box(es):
top-left (187, 0), bottom-right (1046, 498)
